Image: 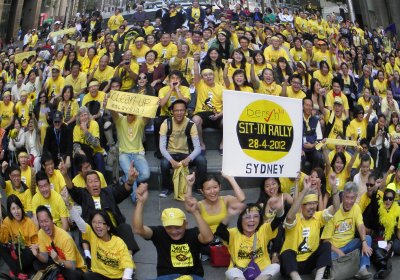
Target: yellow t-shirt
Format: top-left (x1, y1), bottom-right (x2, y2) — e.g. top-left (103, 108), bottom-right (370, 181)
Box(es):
top-left (0, 101), bottom-right (15, 128)
top-left (143, 25), bottom-right (154, 35)
top-left (327, 168), bottom-right (349, 194)
top-left (64, 72), bottom-right (88, 95)
top-left (82, 224), bottom-right (134, 277)
top-left (227, 223), bottom-right (277, 270)
top-left (186, 39), bottom-right (208, 56)
top-left (313, 70), bottom-right (333, 89)
top-left (129, 44), bottom-right (150, 61)
top-left (290, 47), bottom-right (307, 62)
top-left (108, 14), bottom-right (124, 31)
top-left (117, 62), bottom-right (140, 91)
top-left (21, 166), bottom-right (33, 189)
top-left (160, 117), bottom-right (198, 154)
top-left (286, 86), bottom-right (306, 99)
top-left (373, 79), bottom-right (388, 99)
top-left (255, 81), bottom-right (282, 96)
top-left (280, 173), bottom-right (306, 195)
top-left (73, 120), bottom-right (104, 154)
top-left (194, 80), bottom-right (223, 114)
top-left (48, 170), bottom-right (66, 194)
top-left (72, 171), bottom-right (107, 188)
top-left (321, 204), bottom-right (363, 248)
top-left (152, 42), bottom-right (178, 62)
top-left (116, 115), bottom-right (146, 153)
top-left (32, 190), bottom-right (70, 228)
top-left (263, 46), bottom-right (289, 65)
top-left (324, 111), bottom-right (346, 149)
top-left (313, 50), bottom-right (334, 70)
top-left (82, 91), bottom-right (106, 109)
top-left (385, 63), bottom-right (400, 77)
top-left (0, 217), bottom-right (38, 246)
top-left (295, 17), bottom-right (309, 33)
top-left (325, 91), bottom-right (349, 110)
top-left (46, 76), bottom-right (65, 99)
top-left (4, 181), bottom-right (33, 213)
top-left (57, 100), bottom-right (79, 122)
top-left (346, 118), bottom-right (368, 141)
top-left (358, 191), bottom-right (383, 213)
top-left (281, 211), bottom-right (329, 261)
top-left (38, 226), bottom-right (85, 270)
top-left (93, 66), bottom-right (115, 84)
top-left (158, 86), bottom-right (191, 116)
top-left (14, 101), bottom-right (31, 127)
top-left (82, 55), bottom-right (100, 73)
top-left (227, 84), bottom-right (254, 93)
top-left (357, 97), bottom-right (373, 112)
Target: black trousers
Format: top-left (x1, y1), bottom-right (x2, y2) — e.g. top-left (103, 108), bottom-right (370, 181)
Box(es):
top-left (280, 241), bottom-right (332, 276)
top-left (33, 259), bottom-right (84, 279)
top-left (83, 271), bottom-right (122, 280)
top-left (0, 245), bottom-right (36, 274)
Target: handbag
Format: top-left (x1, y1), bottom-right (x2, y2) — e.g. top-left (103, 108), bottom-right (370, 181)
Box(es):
top-left (210, 244), bottom-right (230, 267)
top-left (331, 249), bottom-right (360, 280)
top-left (242, 234), bottom-right (261, 280)
top-left (31, 264), bottom-right (60, 280)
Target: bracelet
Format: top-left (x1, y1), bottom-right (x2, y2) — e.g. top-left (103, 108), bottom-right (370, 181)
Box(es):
top-left (361, 239), bottom-right (366, 243)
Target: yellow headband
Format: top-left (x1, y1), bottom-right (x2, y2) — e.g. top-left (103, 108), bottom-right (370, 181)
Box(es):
top-left (201, 69), bottom-right (214, 75)
top-left (302, 194), bottom-right (318, 204)
top-left (3, 91), bottom-right (11, 97)
top-left (18, 152), bottom-right (29, 158)
top-left (218, 31), bottom-right (227, 36)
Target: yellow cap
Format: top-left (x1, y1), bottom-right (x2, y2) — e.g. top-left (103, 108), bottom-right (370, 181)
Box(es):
top-left (302, 194), bottom-right (318, 204)
top-left (134, 36), bottom-right (145, 42)
top-left (3, 90), bottom-right (11, 97)
top-left (20, 90), bottom-right (28, 96)
top-left (88, 80), bottom-right (99, 87)
top-left (386, 183), bottom-right (397, 193)
top-left (161, 208), bottom-right (186, 227)
top-left (52, 65), bottom-right (60, 71)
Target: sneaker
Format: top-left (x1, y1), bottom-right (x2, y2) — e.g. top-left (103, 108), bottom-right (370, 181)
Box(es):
top-left (355, 268), bottom-right (372, 279)
top-left (159, 189), bottom-right (171, 198)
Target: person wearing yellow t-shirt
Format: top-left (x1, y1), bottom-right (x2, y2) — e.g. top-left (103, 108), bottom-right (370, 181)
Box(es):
top-left (114, 50), bottom-right (139, 91)
top-left (313, 61), bottom-right (333, 90)
top-left (313, 40), bottom-right (334, 70)
top-left (347, 105), bottom-right (372, 141)
top-left (73, 106), bottom-right (105, 173)
top-left (129, 36), bottom-right (150, 64)
top-left (321, 182), bottom-right (373, 278)
top-left (223, 62), bottom-right (254, 93)
top-left (45, 66), bottom-right (65, 100)
top-left (0, 91), bottom-right (15, 129)
top-left (373, 70), bottom-right (389, 99)
top-left (290, 38), bottom-right (307, 62)
top-left (67, 205), bottom-right (135, 279)
top-left (169, 44), bottom-right (195, 85)
top-left (280, 178), bottom-right (339, 279)
top-left (283, 74), bottom-right (306, 99)
top-left (143, 19), bottom-right (155, 35)
top-left (152, 33), bottom-right (178, 63)
top-left (385, 56), bottom-right (400, 78)
top-left (82, 81), bottom-right (106, 120)
top-left (88, 55), bottom-right (115, 90)
top-left (325, 78), bottom-right (350, 119)
top-left (1, 164), bottom-right (33, 214)
top-left (18, 152), bottom-right (35, 190)
top-left (81, 47), bottom-right (100, 74)
top-left (32, 171), bottom-right (69, 231)
top-left (263, 36), bottom-right (289, 66)
top-left (14, 91), bottom-right (31, 127)
top-left (41, 154), bottom-right (66, 194)
top-left (72, 154), bottom-right (107, 188)
top-left (64, 61), bottom-right (87, 99)
top-left (250, 64), bottom-right (282, 95)
top-left (34, 205), bottom-right (85, 278)
top-left (108, 9), bottom-right (124, 33)
top-left (186, 31), bottom-right (208, 56)
top-left (193, 54), bottom-right (224, 152)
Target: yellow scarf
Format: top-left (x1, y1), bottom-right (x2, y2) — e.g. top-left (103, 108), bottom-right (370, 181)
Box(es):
top-left (146, 62), bottom-right (159, 73)
top-left (303, 115), bottom-right (311, 131)
top-left (378, 199), bottom-right (400, 240)
top-left (191, 8), bottom-right (200, 21)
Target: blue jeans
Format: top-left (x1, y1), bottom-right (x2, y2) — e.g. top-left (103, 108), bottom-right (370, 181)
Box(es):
top-left (119, 152), bottom-right (150, 202)
top-left (94, 153), bottom-right (105, 174)
top-left (331, 236), bottom-right (372, 268)
top-left (153, 275), bottom-right (204, 280)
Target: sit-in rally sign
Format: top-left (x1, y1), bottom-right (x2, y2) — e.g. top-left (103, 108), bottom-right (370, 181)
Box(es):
top-left (222, 90), bottom-right (302, 177)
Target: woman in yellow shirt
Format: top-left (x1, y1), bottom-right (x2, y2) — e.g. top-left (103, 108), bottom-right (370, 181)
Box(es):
top-left (373, 70), bottom-right (389, 99)
top-left (54, 49), bottom-right (66, 72)
top-left (82, 47), bottom-right (100, 73)
top-left (57, 85), bottom-right (79, 128)
top-left (223, 65), bottom-right (254, 92)
top-left (200, 48), bottom-right (224, 85)
top-left (226, 49), bottom-right (251, 82)
top-left (19, 59), bottom-right (32, 78)
top-left (388, 112), bottom-right (399, 134)
top-left (5, 62), bottom-right (20, 86)
top-left (0, 195), bottom-right (38, 278)
top-left (252, 51), bottom-right (272, 77)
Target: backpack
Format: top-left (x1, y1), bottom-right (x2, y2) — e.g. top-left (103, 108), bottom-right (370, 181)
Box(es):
top-left (166, 118), bottom-right (194, 153)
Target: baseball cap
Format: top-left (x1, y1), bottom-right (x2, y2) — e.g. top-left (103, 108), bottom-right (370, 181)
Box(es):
top-left (55, 21), bottom-right (61, 25)
top-left (53, 111), bottom-right (63, 122)
top-left (52, 65), bottom-right (60, 72)
top-left (386, 183), bottom-right (396, 193)
top-left (302, 194), bottom-right (318, 204)
top-left (161, 208), bottom-right (186, 227)
top-left (334, 96), bottom-right (343, 105)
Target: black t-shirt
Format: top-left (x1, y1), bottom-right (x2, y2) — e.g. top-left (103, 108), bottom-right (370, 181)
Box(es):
top-left (149, 226), bottom-right (204, 277)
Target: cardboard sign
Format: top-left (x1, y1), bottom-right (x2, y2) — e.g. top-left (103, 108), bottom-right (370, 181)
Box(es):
top-left (15, 51), bottom-right (36, 64)
top-left (49, 27), bottom-right (76, 38)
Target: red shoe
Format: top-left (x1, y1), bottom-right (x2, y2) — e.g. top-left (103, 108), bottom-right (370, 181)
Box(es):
top-left (17, 273), bottom-right (29, 280)
top-left (56, 273), bottom-right (64, 280)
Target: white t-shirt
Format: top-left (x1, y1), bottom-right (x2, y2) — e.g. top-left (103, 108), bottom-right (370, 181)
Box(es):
top-left (11, 84), bottom-right (25, 102)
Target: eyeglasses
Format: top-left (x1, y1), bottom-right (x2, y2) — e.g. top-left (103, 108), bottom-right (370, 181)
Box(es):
top-left (138, 76), bottom-right (147, 80)
top-left (243, 214), bottom-right (260, 221)
top-left (366, 183), bottom-right (375, 188)
top-left (383, 196), bottom-right (394, 201)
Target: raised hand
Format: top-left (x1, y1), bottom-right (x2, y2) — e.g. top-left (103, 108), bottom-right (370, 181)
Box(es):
top-left (186, 172), bottom-right (196, 186)
top-left (136, 183), bottom-right (149, 203)
top-left (184, 196), bottom-right (199, 214)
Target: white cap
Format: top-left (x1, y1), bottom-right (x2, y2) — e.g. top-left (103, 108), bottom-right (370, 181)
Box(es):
top-left (55, 21), bottom-right (61, 25)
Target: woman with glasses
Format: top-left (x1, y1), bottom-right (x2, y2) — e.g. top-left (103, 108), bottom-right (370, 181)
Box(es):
top-left (62, 194), bottom-right (135, 280)
top-left (215, 203), bottom-right (283, 280)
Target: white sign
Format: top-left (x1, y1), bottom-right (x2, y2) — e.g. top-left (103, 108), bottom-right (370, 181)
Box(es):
top-left (222, 90), bottom-right (302, 177)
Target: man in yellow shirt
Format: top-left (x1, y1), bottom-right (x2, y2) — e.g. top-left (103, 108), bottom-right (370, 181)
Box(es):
top-left (45, 65), bottom-right (65, 99)
top-left (64, 61), bottom-right (87, 99)
top-left (321, 182), bottom-right (373, 279)
top-left (41, 153), bottom-right (66, 194)
top-left (283, 74), bottom-right (306, 99)
top-left (129, 36), bottom-right (150, 64)
top-left (152, 33), bottom-right (178, 63)
top-left (108, 8), bottom-right (124, 34)
top-left (89, 55), bottom-right (114, 90)
top-left (114, 50), bottom-right (139, 91)
top-left (280, 176), bottom-right (339, 280)
top-left (31, 171), bottom-right (69, 231)
top-left (14, 90), bottom-right (31, 127)
top-left (72, 155), bottom-right (107, 188)
top-left (0, 91), bottom-right (15, 129)
top-left (33, 205), bottom-right (85, 278)
top-left (263, 36), bottom-right (289, 66)
top-left (82, 80), bottom-right (106, 121)
top-left (29, 29), bottom-right (39, 48)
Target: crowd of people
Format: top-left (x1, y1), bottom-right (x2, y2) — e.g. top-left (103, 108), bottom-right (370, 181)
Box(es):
top-left (0, 1), bottom-right (400, 279)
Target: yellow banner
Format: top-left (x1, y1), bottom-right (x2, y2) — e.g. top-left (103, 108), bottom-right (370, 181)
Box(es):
top-left (67, 40), bottom-right (94, 48)
top-left (49, 27), bottom-right (76, 38)
top-left (315, 139), bottom-right (358, 150)
top-left (15, 51), bottom-right (36, 64)
top-left (106, 90), bottom-right (159, 118)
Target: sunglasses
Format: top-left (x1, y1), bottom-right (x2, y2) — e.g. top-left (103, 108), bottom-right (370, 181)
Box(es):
top-left (366, 183), bottom-right (375, 188)
top-left (383, 196), bottom-right (394, 201)
top-left (138, 76), bottom-right (147, 80)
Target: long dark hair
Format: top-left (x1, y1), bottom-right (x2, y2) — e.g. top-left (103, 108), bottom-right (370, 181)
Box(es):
top-left (89, 210), bottom-right (117, 237)
top-left (232, 69), bottom-right (251, 91)
top-left (331, 152), bottom-right (347, 173)
top-left (231, 49), bottom-right (247, 70)
top-left (7, 194), bottom-right (26, 220)
top-left (216, 30), bottom-right (232, 60)
top-left (201, 47), bottom-right (224, 71)
top-left (63, 51), bottom-right (78, 72)
top-left (275, 56), bottom-right (293, 83)
top-left (256, 178), bottom-right (282, 215)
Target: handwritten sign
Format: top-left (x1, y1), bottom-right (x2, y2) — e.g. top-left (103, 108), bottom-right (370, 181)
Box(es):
top-left (315, 139), bottom-right (358, 150)
top-left (67, 40), bottom-right (94, 48)
top-left (15, 51), bottom-right (36, 64)
top-left (49, 27), bottom-right (76, 38)
top-left (222, 90), bottom-right (302, 177)
top-left (106, 90), bottom-right (159, 118)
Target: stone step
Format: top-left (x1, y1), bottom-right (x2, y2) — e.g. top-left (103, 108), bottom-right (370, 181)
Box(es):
top-left (143, 127), bottom-right (222, 151)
